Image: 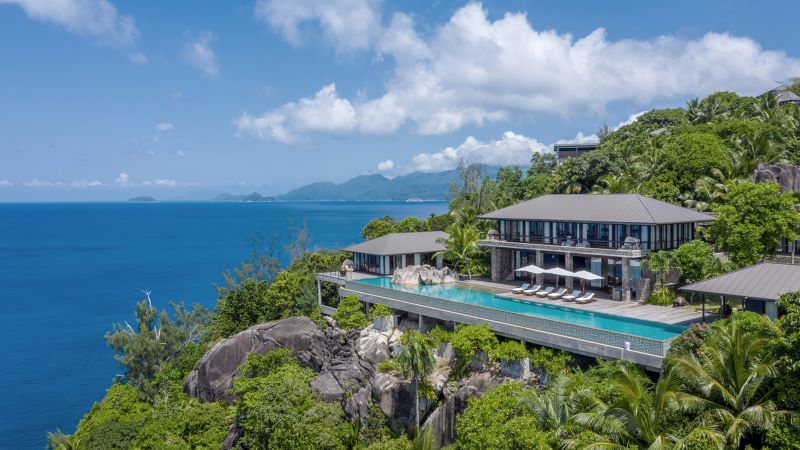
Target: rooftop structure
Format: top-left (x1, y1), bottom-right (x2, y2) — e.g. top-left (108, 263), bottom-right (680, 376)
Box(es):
top-left (680, 263), bottom-right (800, 319)
top-left (768, 85), bottom-right (800, 105)
top-left (554, 142), bottom-right (598, 164)
top-left (343, 231), bottom-right (447, 275)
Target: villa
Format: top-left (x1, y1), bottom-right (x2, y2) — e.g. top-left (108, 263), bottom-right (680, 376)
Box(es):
top-left (478, 194), bottom-right (715, 301)
top-left (314, 193), bottom-right (723, 370)
top-left (343, 231), bottom-right (447, 275)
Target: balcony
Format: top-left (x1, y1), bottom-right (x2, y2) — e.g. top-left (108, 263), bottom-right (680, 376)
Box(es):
top-left (480, 235), bottom-right (648, 258)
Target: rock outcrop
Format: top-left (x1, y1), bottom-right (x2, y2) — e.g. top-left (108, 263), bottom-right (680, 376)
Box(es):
top-left (187, 315), bottom-right (540, 448)
top-left (754, 163), bottom-right (800, 193)
top-left (185, 316), bottom-right (329, 402)
top-left (391, 264), bottom-right (458, 285)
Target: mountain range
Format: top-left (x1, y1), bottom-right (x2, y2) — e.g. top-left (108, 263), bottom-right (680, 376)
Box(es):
top-left (279, 166), bottom-right (500, 201)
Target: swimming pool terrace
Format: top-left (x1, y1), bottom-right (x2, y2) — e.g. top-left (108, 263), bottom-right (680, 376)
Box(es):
top-left (316, 273), bottom-right (692, 370)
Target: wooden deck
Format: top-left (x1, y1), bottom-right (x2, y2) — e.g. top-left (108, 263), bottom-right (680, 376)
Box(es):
top-left (463, 278), bottom-right (703, 326)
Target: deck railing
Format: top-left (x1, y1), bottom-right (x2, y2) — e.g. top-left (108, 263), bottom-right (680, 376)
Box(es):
top-left (345, 280), bottom-right (671, 357)
top-left (479, 239), bottom-right (646, 258)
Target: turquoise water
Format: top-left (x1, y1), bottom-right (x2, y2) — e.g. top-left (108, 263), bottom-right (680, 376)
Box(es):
top-left (0, 201), bottom-right (448, 449)
top-left (356, 277), bottom-right (684, 341)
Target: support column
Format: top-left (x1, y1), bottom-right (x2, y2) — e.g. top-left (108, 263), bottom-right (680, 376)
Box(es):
top-left (565, 252), bottom-right (573, 290)
top-left (621, 257), bottom-right (631, 302)
top-left (435, 254), bottom-right (443, 269)
top-left (317, 279), bottom-right (322, 307)
top-left (536, 251), bottom-right (544, 285)
top-left (401, 254), bottom-right (407, 268)
top-left (414, 253), bottom-right (421, 266)
top-left (418, 314), bottom-right (424, 331)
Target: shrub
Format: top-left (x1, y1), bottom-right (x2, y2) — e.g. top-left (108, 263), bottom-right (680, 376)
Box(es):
top-left (369, 303), bottom-right (392, 320)
top-left (451, 324), bottom-right (499, 361)
top-left (377, 359), bottom-right (398, 373)
top-left (489, 341), bottom-right (528, 361)
top-left (528, 345), bottom-right (573, 376)
top-left (647, 287), bottom-right (675, 306)
top-left (428, 325), bottom-right (453, 344)
top-left (332, 294), bottom-right (368, 331)
top-left (239, 348), bottom-right (296, 378)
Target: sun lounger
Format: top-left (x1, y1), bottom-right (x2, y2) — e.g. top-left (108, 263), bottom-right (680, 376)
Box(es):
top-left (575, 292), bottom-right (596, 304)
top-left (561, 290), bottom-right (582, 302)
top-left (522, 284), bottom-right (542, 296)
top-left (547, 288), bottom-right (567, 299)
top-left (511, 283), bottom-right (530, 294)
top-left (535, 286), bottom-right (554, 297)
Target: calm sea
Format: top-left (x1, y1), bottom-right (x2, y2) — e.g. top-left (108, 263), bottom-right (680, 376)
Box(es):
top-left (0, 201), bottom-right (448, 449)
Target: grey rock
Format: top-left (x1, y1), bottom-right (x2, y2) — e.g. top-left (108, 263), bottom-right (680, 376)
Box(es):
top-left (187, 316), bottom-right (329, 402)
top-left (391, 265), bottom-right (458, 286)
top-left (371, 372), bottom-right (418, 433)
top-left (344, 385), bottom-right (373, 422)
top-left (220, 425), bottom-right (243, 450)
top-left (311, 371), bottom-right (344, 403)
top-left (424, 371), bottom-right (498, 448)
top-left (355, 327), bottom-right (392, 366)
top-left (754, 163), bottom-right (800, 193)
top-left (498, 357), bottom-right (530, 379)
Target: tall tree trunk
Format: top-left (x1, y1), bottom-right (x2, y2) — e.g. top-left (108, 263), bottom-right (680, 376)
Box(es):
top-left (463, 256), bottom-right (472, 280)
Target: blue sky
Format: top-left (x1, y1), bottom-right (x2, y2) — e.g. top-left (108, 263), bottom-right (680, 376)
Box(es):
top-left (1, 0), bottom-right (799, 201)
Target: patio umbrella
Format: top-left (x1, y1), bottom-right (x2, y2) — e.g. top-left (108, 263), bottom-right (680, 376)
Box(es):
top-left (543, 267), bottom-right (576, 289)
top-left (573, 270), bottom-right (603, 291)
top-left (515, 264), bottom-right (545, 284)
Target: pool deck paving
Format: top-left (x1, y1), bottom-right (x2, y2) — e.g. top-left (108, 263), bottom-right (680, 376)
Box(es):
top-left (463, 278), bottom-right (704, 326)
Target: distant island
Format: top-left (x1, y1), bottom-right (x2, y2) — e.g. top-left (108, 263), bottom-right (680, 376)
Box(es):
top-left (213, 192), bottom-right (276, 202)
top-left (128, 195), bottom-right (156, 202)
top-left (279, 166), bottom-right (499, 201)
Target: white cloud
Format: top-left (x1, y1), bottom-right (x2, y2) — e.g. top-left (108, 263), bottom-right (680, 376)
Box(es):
top-left (1, 0), bottom-right (138, 45)
top-left (182, 32), bottom-right (219, 77)
top-left (176, 149), bottom-right (185, 157)
top-left (410, 131), bottom-right (548, 173)
top-left (155, 122), bottom-right (175, 132)
top-left (0, 180), bottom-right (13, 187)
top-left (128, 51), bottom-right (147, 64)
top-left (24, 179), bottom-right (63, 187)
top-left (235, 83), bottom-right (358, 143)
top-left (376, 159), bottom-right (394, 172)
top-left (70, 179), bottom-right (104, 188)
top-left (254, 0), bottom-right (382, 53)
top-left (238, 3), bottom-right (800, 141)
top-left (115, 172), bottom-right (130, 186)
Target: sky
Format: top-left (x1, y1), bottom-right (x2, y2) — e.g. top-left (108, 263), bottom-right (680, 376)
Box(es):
top-left (1, 0), bottom-right (799, 201)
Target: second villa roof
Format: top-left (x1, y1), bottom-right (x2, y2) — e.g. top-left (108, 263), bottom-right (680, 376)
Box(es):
top-left (343, 231), bottom-right (448, 256)
top-left (479, 194), bottom-right (715, 225)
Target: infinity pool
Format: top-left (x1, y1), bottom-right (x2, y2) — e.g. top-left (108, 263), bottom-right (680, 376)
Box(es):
top-left (354, 277), bottom-right (684, 340)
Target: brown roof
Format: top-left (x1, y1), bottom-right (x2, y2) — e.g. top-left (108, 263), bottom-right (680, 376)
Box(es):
top-left (680, 263), bottom-right (800, 302)
top-left (479, 194), bottom-right (714, 225)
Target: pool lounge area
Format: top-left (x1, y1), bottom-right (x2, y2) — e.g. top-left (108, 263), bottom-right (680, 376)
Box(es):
top-left (317, 272), bottom-right (687, 370)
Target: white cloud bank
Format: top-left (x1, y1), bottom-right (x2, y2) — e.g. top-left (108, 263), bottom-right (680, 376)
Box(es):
top-left (376, 159), bottom-right (394, 172)
top-left (17, 173), bottom-right (196, 189)
top-left (239, 2), bottom-right (800, 142)
top-left (408, 131), bottom-right (548, 173)
top-left (0, 0), bottom-right (139, 45)
top-left (182, 32), bottom-right (219, 77)
top-left (0, 180), bottom-right (13, 187)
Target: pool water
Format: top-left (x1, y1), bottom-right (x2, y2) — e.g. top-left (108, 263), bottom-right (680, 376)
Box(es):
top-left (355, 277), bottom-right (684, 340)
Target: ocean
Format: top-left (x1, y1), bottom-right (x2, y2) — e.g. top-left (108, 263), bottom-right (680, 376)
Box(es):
top-left (0, 201), bottom-right (448, 449)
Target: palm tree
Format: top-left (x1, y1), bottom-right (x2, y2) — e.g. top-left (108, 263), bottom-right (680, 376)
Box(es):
top-left (642, 250), bottom-right (674, 289)
top-left (687, 98), bottom-right (703, 124)
top-left (528, 376), bottom-right (572, 433)
top-left (671, 316), bottom-right (794, 448)
top-left (395, 330), bottom-right (437, 432)
top-left (573, 364), bottom-right (723, 449)
top-left (434, 224), bottom-right (481, 279)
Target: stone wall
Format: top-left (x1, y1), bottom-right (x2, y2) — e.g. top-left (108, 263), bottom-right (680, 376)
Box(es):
top-left (753, 163), bottom-right (800, 193)
top-left (490, 247), bottom-right (513, 282)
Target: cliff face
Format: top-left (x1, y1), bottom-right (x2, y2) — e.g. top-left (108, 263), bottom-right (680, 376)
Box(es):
top-left (753, 163), bottom-right (800, 193)
top-left (185, 316), bottom-right (542, 448)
